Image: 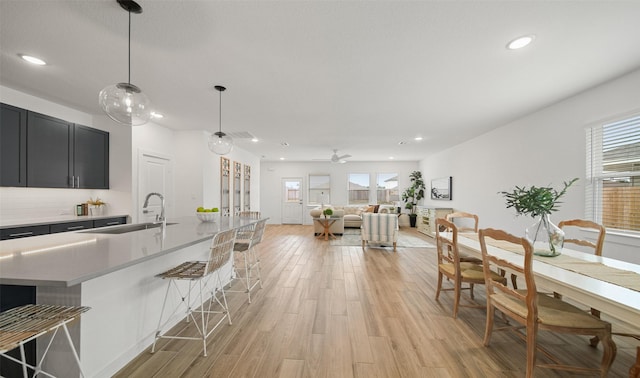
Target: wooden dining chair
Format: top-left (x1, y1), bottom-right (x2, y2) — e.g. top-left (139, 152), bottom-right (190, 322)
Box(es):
top-left (558, 219), bottom-right (606, 255)
top-left (478, 228), bottom-right (617, 377)
top-left (558, 219), bottom-right (608, 346)
top-left (445, 211), bottom-right (479, 233)
top-left (443, 212), bottom-right (514, 287)
top-left (435, 218), bottom-right (506, 318)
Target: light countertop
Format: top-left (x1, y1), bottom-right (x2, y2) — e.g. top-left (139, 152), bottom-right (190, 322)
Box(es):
top-left (0, 216), bottom-right (259, 287)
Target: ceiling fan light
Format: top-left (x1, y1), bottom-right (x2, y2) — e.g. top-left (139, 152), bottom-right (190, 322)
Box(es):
top-left (208, 131), bottom-right (233, 155)
top-left (99, 82), bottom-right (150, 126)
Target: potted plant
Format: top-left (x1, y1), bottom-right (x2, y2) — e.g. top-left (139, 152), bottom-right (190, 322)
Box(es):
top-left (401, 171), bottom-right (425, 227)
top-left (500, 178), bottom-right (578, 256)
top-left (323, 208), bottom-right (333, 218)
top-left (87, 197), bottom-right (106, 216)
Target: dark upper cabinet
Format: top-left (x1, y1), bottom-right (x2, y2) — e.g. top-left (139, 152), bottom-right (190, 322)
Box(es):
top-left (3, 105), bottom-right (110, 189)
top-left (27, 111), bottom-right (73, 188)
top-left (74, 125), bottom-right (109, 189)
top-left (0, 104), bottom-right (28, 186)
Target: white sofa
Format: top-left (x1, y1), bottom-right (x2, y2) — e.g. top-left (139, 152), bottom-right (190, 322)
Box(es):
top-left (311, 204), bottom-right (398, 230)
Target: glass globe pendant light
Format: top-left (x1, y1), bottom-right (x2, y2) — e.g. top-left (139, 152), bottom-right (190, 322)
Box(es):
top-left (208, 85), bottom-right (233, 155)
top-left (99, 0), bottom-right (151, 126)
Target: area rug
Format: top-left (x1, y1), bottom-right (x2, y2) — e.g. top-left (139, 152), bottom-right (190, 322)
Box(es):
top-left (330, 228), bottom-right (435, 248)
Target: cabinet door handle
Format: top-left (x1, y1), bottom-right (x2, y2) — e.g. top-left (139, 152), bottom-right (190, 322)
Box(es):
top-left (70, 176), bottom-right (75, 188)
top-left (9, 231), bottom-right (34, 237)
top-left (106, 221), bottom-right (120, 226)
top-left (76, 176), bottom-right (80, 188)
top-left (67, 226), bottom-right (85, 230)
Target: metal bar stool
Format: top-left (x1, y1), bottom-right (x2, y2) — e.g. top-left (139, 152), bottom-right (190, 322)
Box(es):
top-left (151, 228), bottom-right (236, 357)
top-left (228, 219), bottom-right (266, 303)
top-left (0, 304), bottom-right (90, 378)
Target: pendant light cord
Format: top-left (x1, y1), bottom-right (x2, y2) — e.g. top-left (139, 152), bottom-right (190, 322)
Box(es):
top-left (127, 10), bottom-right (131, 85)
top-left (219, 89), bottom-right (222, 133)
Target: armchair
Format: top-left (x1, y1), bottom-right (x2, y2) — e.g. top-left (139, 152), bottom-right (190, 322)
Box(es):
top-left (361, 213), bottom-right (399, 252)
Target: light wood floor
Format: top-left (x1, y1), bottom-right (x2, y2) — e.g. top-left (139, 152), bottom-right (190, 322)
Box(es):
top-left (114, 225), bottom-right (638, 377)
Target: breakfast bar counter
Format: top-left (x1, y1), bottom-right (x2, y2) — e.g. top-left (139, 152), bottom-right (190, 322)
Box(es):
top-left (0, 216), bottom-right (261, 378)
top-left (0, 216), bottom-right (255, 287)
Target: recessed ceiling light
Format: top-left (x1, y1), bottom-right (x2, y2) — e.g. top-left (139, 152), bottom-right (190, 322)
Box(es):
top-left (414, 136), bottom-right (423, 141)
top-left (251, 138), bottom-right (259, 143)
top-left (398, 141), bottom-right (407, 145)
top-left (19, 54), bottom-right (46, 65)
top-left (281, 142), bottom-right (290, 147)
top-left (279, 157), bottom-right (285, 160)
top-left (389, 156), bottom-right (395, 160)
top-left (506, 35), bottom-right (535, 50)
top-left (150, 112), bottom-right (163, 119)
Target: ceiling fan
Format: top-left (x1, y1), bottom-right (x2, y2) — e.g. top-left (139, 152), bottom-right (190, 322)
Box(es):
top-left (312, 149), bottom-right (352, 163)
top-left (329, 149), bottom-right (351, 163)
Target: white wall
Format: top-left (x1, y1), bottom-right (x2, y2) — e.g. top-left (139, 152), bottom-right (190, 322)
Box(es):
top-left (419, 68), bottom-right (640, 264)
top-left (260, 160), bottom-right (419, 224)
top-left (171, 131), bottom-right (261, 218)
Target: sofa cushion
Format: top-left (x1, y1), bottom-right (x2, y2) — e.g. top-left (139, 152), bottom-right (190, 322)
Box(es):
top-left (344, 214), bottom-right (361, 222)
top-left (343, 206), bottom-right (362, 216)
top-left (310, 208), bottom-right (323, 217)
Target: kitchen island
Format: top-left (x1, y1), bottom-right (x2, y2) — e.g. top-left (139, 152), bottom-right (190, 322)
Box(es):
top-left (0, 216), bottom-right (261, 377)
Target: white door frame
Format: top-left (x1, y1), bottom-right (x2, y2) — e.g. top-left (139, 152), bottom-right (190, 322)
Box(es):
top-left (281, 177), bottom-right (303, 224)
top-left (137, 149), bottom-right (174, 223)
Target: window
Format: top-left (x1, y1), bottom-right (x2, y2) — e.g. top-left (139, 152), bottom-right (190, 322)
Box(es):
top-left (586, 113), bottom-right (640, 233)
top-left (376, 173), bottom-right (399, 204)
top-left (309, 174), bottom-right (330, 205)
top-left (348, 173), bottom-right (370, 204)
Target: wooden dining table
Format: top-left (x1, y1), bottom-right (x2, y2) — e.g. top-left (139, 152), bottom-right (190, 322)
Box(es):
top-left (446, 232), bottom-right (640, 328)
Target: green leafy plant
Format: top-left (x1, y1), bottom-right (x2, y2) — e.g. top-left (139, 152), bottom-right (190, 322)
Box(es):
top-left (323, 208), bottom-right (333, 217)
top-left (401, 171), bottom-right (425, 216)
top-left (500, 178), bottom-right (578, 218)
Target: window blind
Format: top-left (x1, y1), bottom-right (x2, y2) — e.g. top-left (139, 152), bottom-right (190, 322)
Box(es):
top-left (586, 114), bottom-right (640, 233)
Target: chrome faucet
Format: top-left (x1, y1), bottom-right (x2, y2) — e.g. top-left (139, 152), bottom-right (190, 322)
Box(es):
top-left (143, 192), bottom-right (166, 226)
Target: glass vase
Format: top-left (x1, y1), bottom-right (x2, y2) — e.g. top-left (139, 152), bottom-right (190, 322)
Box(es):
top-left (525, 214), bottom-right (564, 257)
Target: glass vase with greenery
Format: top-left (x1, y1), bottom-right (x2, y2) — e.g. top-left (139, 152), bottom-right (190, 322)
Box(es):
top-left (500, 178), bottom-right (578, 256)
top-left (401, 171), bottom-right (425, 227)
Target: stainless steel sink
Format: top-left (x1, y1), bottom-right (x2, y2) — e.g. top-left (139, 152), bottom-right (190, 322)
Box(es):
top-left (82, 222), bottom-right (177, 234)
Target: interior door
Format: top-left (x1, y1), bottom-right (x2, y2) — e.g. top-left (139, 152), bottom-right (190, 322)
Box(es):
top-left (282, 178), bottom-right (303, 224)
top-left (138, 152), bottom-right (173, 223)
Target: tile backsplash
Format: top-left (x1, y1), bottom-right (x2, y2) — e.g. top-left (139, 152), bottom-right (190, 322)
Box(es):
top-left (0, 187), bottom-right (112, 222)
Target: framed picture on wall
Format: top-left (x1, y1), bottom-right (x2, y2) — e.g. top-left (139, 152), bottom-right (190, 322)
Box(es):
top-left (431, 176), bottom-right (452, 200)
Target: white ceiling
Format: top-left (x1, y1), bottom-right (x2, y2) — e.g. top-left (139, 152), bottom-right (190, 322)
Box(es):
top-left (2, 1), bottom-right (640, 162)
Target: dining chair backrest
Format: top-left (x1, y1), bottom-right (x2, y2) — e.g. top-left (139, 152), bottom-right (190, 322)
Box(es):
top-left (478, 228), bottom-right (537, 316)
top-left (435, 218), bottom-right (461, 267)
top-left (249, 219), bottom-right (267, 247)
top-left (558, 219), bottom-right (605, 256)
top-left (204, 228), bottom-right (237, 275)
top-left (238, 211), bottom-right (261, 219)
top-left (445, 211), bottom-right (479, 233)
